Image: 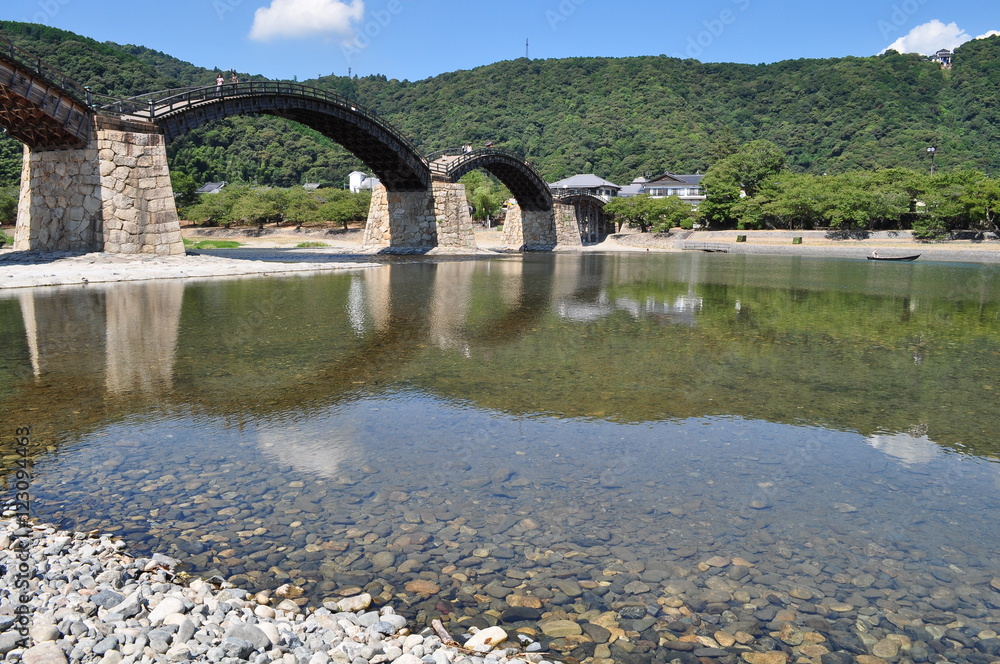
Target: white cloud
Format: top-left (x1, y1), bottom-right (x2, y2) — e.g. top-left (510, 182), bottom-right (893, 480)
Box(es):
top-left (249, 0), bottom-right (365, 42)
top-left (883, 20), bottom-right (1000, 56)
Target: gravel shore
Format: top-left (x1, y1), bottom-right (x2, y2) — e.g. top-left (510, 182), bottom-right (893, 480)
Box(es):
top-left (0, 252), bottom-right (380, 291)
top-left (2, 229), bottom-right (999, 291)
top-left (0, 518), bottom-right (546, 664)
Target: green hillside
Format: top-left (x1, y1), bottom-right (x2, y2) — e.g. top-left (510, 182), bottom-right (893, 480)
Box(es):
top-left (0, 21), bottom-right (998, 190)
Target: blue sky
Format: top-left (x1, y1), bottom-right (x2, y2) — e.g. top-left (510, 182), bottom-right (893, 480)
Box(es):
top-left (5, 0), bottom-right (998, 82)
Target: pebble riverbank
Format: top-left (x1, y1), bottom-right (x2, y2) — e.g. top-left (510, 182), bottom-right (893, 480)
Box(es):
top-left (0, 252), bottom-right (380, 291)
top-left (0, 519), bottom-right (548, 664)
top-left (5, 514), bottom-right (1000, 664)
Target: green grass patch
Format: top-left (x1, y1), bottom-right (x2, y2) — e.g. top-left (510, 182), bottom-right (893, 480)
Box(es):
top-left (183, 239), bottom-right (243, 249)
top-left (0, 230), bottom-right (13, 246)
top-left (295, 242), bottom-right (328, 248)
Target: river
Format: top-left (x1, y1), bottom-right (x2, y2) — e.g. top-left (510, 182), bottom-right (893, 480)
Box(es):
top-left (2, 252), bottom-right (998, 662)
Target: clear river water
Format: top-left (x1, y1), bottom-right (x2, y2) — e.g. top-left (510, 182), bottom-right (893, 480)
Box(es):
top-left (1, 252), bottom-right (999, 662)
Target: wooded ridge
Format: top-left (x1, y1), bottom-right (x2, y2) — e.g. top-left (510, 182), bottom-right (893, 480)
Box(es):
top-left (0, 21), bottom-right (997, 191)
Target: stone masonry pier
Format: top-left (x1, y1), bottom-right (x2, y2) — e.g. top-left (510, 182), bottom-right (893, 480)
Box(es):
top-left (502, 204), bottom-right (583, 250)
top-left (363, 182), bottom-right (478, 251)
top-left (14, 116), bottom-right (184, 255)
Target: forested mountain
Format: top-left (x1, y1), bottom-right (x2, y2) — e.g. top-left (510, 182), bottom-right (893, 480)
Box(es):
top-left (1, 20), bottom-right (998, 190)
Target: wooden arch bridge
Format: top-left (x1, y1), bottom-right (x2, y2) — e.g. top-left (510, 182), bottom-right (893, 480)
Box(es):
top-left (0, 35), bottom-right (594, 254)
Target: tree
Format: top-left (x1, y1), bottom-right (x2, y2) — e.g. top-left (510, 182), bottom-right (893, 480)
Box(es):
top-left (647, 196), bottom-right (697, 231)
top-left (230, 189), bottom-right (287, 229)
top-left (700, 141), bottom-right (786, 229)
top-left (819, 172), bottom-right (911, 231)
top-left (459, 171), bottom-right (510, 222)
top-left (755, 173), bottom-right (825, 230)
top-left (317, 190), bottom-right (372, 230)
top-left (283, 188), bottom-right (322, 227)
top-left (181, 186), bottom-right (245, 227)
top-left (727, 140), bottom-right (787, 198)
top-left (961, 177), bottom-right (1000, 231)
top-left (170, 171), bottom-right (198, 208)
top-left (0, 188), bottom-right (17, 224)
top-left (605, 195), bottom-right (697, 233)
top-left (605, 196), bottom-right (653, 233)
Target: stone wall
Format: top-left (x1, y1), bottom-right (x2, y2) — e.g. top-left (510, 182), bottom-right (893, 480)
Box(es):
top-left (501, 204), bottom-right (558, 250)
top-left (553, 202), bottom-right (584, 247)
top-left (363, 183), bottom-right (438, 251)
top-left (97, 120), bottom-right (184, 255)
top-left (501, 204), bottom-right (525, 249)
top-left (430, 182), bottom-right (477, 250)
top-left (15, 143), bottom-right (101, 252)
top-left (363, 182), bottom-right (478, 251)
top-left (15, 117), bottom-right (184, 255)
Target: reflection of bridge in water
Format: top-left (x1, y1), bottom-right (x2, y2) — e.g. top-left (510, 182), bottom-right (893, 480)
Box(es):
top-left (3, 254), bottom-right (998, 466)
top-left (3, 257), bottom-right (599, 432)
top-left (0, 36), bottom-right (604, 255)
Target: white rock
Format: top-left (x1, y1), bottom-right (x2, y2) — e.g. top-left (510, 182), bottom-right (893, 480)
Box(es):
top-left (258, 622), bottom-right (280, 646)
top-left (464, 626), bottom-right (508, 652)
top-left (148, 596), bottom-right (185, 625)
top-left (337, 593), bottom-right (373, 613)
top-left (391, 656), bottom-right (423, 664)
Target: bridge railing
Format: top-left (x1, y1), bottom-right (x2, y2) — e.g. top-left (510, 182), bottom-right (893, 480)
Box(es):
top-left (93, 81), bottom-right (428, 166)
top-left (0, 34), bottom-right (92, 106)
top-left (429, 146), bottom-right (533, 180)
top-left (89, 87), bottom-right (202, 115)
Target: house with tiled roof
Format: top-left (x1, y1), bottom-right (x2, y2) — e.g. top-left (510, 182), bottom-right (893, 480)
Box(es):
top-left (644, 172), bottom-right (706, 205)
top-left (549, 174), bottom-right (621, 201)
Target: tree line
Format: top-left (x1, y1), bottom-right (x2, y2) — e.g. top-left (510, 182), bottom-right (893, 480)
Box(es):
top-left (181, 187), bottom-right (371, 230)
top-left (604, 140), bottom-right (1000, 238)
top-left (1, 22), bottom-right (999, 194)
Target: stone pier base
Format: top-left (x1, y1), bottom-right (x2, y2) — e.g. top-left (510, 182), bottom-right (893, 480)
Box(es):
top-left (362, 184), bottom-right (437, 251)
top-left (15, 117), bottom-right (184, 255)
top-left (362, 182), bottom-right (478, 251)
top-left (502, 205), bottom-right (559, 251)
top-left (554, 202), bottom-right (584, 247)
top-left (431, 182), bottom-right (477, 250)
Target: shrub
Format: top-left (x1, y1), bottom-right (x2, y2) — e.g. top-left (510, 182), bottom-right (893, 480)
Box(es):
top-left (911, 217), bottom-right (949, 241)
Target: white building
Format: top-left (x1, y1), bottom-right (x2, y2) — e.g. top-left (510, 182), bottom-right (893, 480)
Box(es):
top-left (349, 171), bottom-right (381, 194)
top-left (644, 172), bottom-right (706, 205)
top-left (548, 174), bottom-right (621, 202)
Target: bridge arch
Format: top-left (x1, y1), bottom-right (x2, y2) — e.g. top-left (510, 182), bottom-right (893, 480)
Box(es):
top-left (0, 36), bottom-right (91, 148)
top-left (553, 193), bottom-right (613, 243)
top-left (107, 83), bottom-right (431, 192)
top-left (429, 147), bottom-right (552, 211)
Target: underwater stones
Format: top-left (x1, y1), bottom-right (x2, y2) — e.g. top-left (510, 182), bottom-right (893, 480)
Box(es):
top-left (541, 620), bottom-right (583, 638)
top-left (404, 579), bottom-right (440, 595)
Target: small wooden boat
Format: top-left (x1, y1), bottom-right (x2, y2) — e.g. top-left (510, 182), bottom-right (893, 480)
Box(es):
top-left (867, 254), bottom-right (920, 261)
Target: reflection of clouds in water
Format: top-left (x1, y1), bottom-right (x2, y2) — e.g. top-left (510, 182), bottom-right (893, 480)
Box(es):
top-left (257, 421), bottom-right (361, 479)
top-left (867, 432), bottom-right (942, 465)
top-left (347, 276), bottom-right (368, 337)
top-left (556, 292), bottom-right (700, 326)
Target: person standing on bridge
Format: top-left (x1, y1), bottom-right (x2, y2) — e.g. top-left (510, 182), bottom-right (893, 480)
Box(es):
top-left (230, 72), bottom-right (239, 84)
top-left (215, 73), bottom-right (225, 90)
